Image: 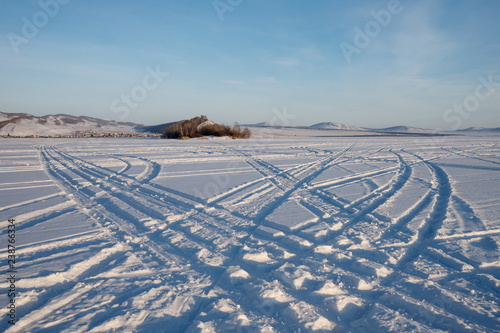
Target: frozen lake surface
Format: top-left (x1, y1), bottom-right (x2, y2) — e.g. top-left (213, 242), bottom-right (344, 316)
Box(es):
top-left (0, 136), bottom-right (499, 332)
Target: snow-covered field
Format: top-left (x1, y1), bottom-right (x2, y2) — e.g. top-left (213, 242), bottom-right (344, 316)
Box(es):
top-left (1, 136), bottom-right (499, 332)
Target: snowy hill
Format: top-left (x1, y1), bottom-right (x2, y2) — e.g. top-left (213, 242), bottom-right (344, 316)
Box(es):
top-left (0, 112), bottom-right (30, 122)
top-left (457, 127), bottom-right (500, 133)
top-left (2, 112), bottom-right (484, 138)
top-left (375, 125), bottom-right (439, 134)
top-left (244, 122), bottom-right (273, 127)
top-left (246, 122), bottom-right (453, 137)
top-left (0, 112), bottom-right (147, 137)
top-left (138, 121), bottom-right (180, 134)
top-left (310, 122), bottom-right (366, 131)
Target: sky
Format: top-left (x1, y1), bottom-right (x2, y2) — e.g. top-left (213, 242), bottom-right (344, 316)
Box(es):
top-left (0, 0), bottom-right (499, 130)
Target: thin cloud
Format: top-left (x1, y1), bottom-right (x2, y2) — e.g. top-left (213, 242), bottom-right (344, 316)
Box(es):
top-left (275, 57), bottom-right (300, 67)
top-left (259, 76), bottom-right (277, 83)
top-left (221, 80), bottom-right (245, 86)
top-left (298, 47), bottom-right (326, 62)
top-left (390, 1), bottom-right (460, 77)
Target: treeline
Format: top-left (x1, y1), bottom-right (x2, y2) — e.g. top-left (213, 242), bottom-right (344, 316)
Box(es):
top-left (162, 116), bottom-right (251, 139)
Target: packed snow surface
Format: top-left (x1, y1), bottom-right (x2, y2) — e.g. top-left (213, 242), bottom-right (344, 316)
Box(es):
top-left (0, 136), bottom-right (499, 332)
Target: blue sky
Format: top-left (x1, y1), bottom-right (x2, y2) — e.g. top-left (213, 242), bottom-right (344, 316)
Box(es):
top-left (1, 0), bottom-right (499, 129)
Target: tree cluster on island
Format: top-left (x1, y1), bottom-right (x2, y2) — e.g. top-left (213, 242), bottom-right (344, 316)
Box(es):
top-left (162, 115), bottom-right (251, 139)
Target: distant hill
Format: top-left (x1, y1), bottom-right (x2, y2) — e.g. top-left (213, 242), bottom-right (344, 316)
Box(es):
top-left (0, 112), bottom-right (148, 137)
top-left (137, 121), bottom-right (180, 134)
top-left (310, 122), bottom-right (366, 131)
top-left (0, 112), bottom-right (31, 122)
top-left (374, 125), bottom-right (440, 134)
top-left (457, 127), bottom-right (500, 133)
top-left (2, 111), bottom-right (492, 138)
top-left (247, 121), bottom-right (451, 136)
top-left (244, 122), bottom-right (274, 127)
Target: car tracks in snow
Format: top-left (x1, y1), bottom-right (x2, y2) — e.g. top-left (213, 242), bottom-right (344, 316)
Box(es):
top-left (1, 139), bottom-right (498, 332)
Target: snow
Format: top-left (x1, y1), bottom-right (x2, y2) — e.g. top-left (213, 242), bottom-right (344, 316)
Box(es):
top-left (242, 251), bottom-right (274, 263)
top-left (0, 112), bottom-right (140, 137)
top-left (375, 126), bottom-right (441, 134)
top-left (310, 122), bottom-right (366, 131)
top-left (0, 135), bottom-right (499, 332)
top-left (248, 126), bottom-right (384, 137)
top-left (196, 120), bottom-right (215, 131)
top-left (315, 280), bottom-right (346, 296)
top-left (458, 127), bottom-right (500, 133)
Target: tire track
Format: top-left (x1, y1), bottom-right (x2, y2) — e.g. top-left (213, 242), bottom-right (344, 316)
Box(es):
top-left (442, 147), bottom-right (500, 166)
top-left (37, 147), bottom-right (258, 330)
top-left (393, 157), bottom-right (452, 269)
top-left (40, 147), bottom-right (184, 266)
top-left (21, 142), bottom-right (497, 332)
top-left (306, 150), bottom-right (412, 242)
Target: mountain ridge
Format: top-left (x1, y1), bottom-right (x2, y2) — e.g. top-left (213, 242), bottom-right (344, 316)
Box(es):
top-left (1, 112), bottom-right (498, 137)
top-left (373, 125), bottom-right (440, 134)
top-left (457, 127), bottom-right (500, 132)
top-left (0, 112), bottom-right (151, 137)
top-left (309, 122), bottom-right (367, 131)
